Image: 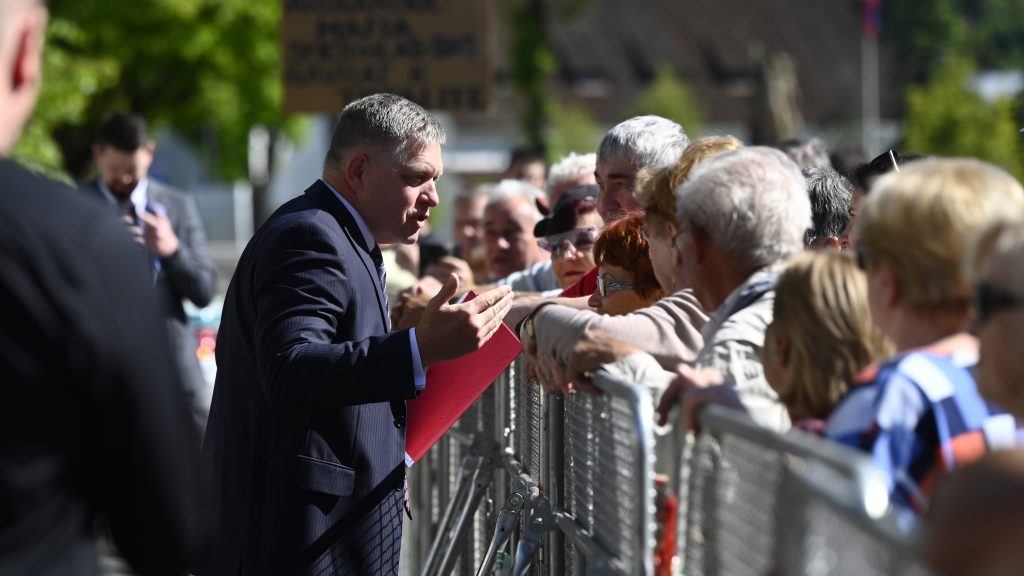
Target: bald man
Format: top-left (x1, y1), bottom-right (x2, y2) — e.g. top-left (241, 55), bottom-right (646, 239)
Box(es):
top-left (0, 1), bottom-right (204, 574)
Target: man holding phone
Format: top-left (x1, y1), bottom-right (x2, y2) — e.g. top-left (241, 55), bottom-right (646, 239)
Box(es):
top-left (82, 112), bottom-right (218, 418)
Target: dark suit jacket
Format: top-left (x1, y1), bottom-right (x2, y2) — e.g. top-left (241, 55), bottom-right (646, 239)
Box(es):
top-left (0, 158), bottom-right (203, 575)
top-left (200, 181), bottom-right (417, 576)
top-left (81, 179), bottom-right (217, 396)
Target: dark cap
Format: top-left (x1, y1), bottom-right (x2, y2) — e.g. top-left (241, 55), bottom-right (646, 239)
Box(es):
top-left (533, 184), bottom-right (599, 238)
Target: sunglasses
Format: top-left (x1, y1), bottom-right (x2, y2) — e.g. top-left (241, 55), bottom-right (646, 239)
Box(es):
top-left (538, 227), bottom-right (598, 258)
top-left (974, 282), bottom-right (1023, 326)
top-left (597, 273), bottom-right (636, 297)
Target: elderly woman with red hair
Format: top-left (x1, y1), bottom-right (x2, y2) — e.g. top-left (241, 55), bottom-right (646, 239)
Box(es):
top-left (587, 211), bottom-right (664, 315)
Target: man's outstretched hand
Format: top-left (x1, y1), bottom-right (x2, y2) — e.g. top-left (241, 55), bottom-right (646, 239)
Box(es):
top-left (416, 273), bottom-right (514, 367)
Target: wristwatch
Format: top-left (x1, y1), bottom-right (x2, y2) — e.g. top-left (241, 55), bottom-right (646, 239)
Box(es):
top-left (519, 302), bottom-right (554, 355)
top-left (522, 314), bottom-right (537, 342)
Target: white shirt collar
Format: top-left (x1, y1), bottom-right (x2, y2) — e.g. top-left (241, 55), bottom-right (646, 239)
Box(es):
top-left (98, 178), bottom-right (149, 212)
top-left (319, 179), bottom-right (376, 250)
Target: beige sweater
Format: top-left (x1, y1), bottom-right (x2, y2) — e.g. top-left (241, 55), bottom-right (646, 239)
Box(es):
top-left (534, 288), bottom-right (708, 369)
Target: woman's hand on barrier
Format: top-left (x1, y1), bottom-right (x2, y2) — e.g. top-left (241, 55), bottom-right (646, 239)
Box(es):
top-left (564, 330), bottom-right (641, 394)
top-left (656, 365), bottom-right (744, 432)
top-left (570, 330), bottom-right (641, 368)
top-left (536, 351), bottom-right (575, 395)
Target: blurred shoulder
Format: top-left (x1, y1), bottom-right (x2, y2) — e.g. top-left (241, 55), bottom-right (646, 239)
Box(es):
top-left (0, 159), bottom-right (114, 235)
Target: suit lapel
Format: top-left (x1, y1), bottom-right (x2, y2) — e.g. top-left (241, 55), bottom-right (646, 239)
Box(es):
top-left (305, 181), bottom-right (390, 333)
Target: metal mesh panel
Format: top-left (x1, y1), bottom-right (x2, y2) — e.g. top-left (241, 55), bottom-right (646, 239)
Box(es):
top-left (526, 378), bottom-right (544, 477)
top-left (789, 481), bottom-right (932, 576)
top-left (684, 408), bottom-right (874, 576)
top-left (445, 437), bottom-right (473, 575)
top-left (509, 357), bottom-right (545, 479)
top-left (686, 428), bottom-right (781, 576)
top-left (561, 386), bottom-right (651, 574)
top-left (799, 498), bottom-right (894, 576)
top-left (512, 358), bottom-right (529, 468)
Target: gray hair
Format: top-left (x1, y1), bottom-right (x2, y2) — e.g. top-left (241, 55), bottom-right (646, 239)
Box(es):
top-left (676, 146), bottom-right (811, 268)
top-left (323, 93), bottom-right (446, 171)
top-left (803, 165), bottom-right (853, 245)
top-left (775, 136), bottom-right (831, 171)
top-left (485, 179), bottom-right (545, 225)
top-left (547, 152), bottom-right (596, 191)
top-left (597, 115), bottom-right (689, 172)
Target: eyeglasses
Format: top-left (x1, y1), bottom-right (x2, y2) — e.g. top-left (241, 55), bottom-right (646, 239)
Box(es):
top-left (537, 227), bottom-right (598, 258)
top-left (597, 273), bottom-right (636, 297)
top-left (974, 282), bottom-right (1024, 326)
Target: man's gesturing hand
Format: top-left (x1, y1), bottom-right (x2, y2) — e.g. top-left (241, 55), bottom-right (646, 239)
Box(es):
top-left (138, 209), bottom-right (181, 259)
top-left (416, 273), bottom-right (514, 367)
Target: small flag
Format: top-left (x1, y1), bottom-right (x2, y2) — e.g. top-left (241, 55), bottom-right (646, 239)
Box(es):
top-left (862, 0), bottom-right (882, 39)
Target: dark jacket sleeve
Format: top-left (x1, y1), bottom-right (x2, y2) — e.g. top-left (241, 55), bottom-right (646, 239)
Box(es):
top-left (83, 216), bottom-right (205, 575)
top-left (162, 190), bottom-right (216, 307)
top-left (252, 218), bottom-right (417, 410)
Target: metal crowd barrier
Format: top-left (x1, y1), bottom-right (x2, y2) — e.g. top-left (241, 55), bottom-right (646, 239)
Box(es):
top-left (680, 405), bottom-right (894, 576)
top-left (557, 371), bottom-right (657, 575)
top-left (777, 468), bottom-right (932, 576)
top-left (407, 357), bottom-right (932, 576)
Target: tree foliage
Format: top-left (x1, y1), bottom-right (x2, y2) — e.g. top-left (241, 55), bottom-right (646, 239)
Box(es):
top-left (883, 0), bottom-right (968, 86)
top-left (903, 58), bottom-right (1023, 179)
top-left (545, 100), bottom-right (602, 164)
top-left (628, 64), bottom-right (703, 137)
top-left (13, 0), bottom-right (305, 181)
top-left (884, 0), bottom-right (1024, 91)
top-left (958, 0), bottom-right (1024, 69)
top-left (508, 0), bottom-right (557, 156)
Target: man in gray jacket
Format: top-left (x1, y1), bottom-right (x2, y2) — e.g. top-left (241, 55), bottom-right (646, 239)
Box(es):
top-left (573, 147), bottom-right (811, 432)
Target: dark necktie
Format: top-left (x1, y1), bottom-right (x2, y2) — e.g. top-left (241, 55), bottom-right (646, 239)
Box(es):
top-left (370, 246), bottom-right (390, 330)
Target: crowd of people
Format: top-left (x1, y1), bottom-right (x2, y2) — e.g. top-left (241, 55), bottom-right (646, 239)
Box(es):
top-left (381, 117), bottom-right (1024, 575)
top-left (4, 0), bottom-right (1024, 573)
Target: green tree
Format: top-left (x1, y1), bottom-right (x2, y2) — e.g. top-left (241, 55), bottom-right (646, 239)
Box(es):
top-left (545, 99), bottom-right (602, 164)
top-left (959, 0), bottom-right (1024, 69)
top-left (508, 0), bottom-right (556, 156)
top-left (13, 0), bottom-right (305, 186)
top-left (903, 57), bottom-right (1023, 179)
top-left (884, 0), bottom-right (969, 86)
top-left (627, 63), bottom-right (703, 137)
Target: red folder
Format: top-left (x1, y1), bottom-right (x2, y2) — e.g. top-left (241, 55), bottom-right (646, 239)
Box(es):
top-left (404, 293), bottom-right (522, 465)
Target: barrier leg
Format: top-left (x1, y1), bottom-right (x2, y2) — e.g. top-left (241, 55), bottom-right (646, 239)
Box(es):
top-left (512, 495), bottom-right (555, 576)
top-left (421, 454), bottom-right (480, 576)
top-left (476, 474), bottom-right (537, 576)
top-left (545, 394), bottom-right (565, 576)
top-left (435, 458), bottom-right (496, 576)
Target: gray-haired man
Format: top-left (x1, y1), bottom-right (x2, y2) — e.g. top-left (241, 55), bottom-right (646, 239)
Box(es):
top-left (201, 94), bottom-right (513, 576)
top-left (595, 115), bottom-right (689, 222)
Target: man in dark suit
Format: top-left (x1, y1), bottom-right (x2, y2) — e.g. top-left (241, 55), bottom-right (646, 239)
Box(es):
top-left (0, 1), bottom-right (204, 574)
top-left (82, 113), bottom-right (217, 411)
top-left (200, 93), bottom-right (514, 576)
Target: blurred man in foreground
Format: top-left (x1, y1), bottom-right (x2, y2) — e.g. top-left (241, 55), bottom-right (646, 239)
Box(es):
top-left (0, 0), bottom-right (204, 574)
